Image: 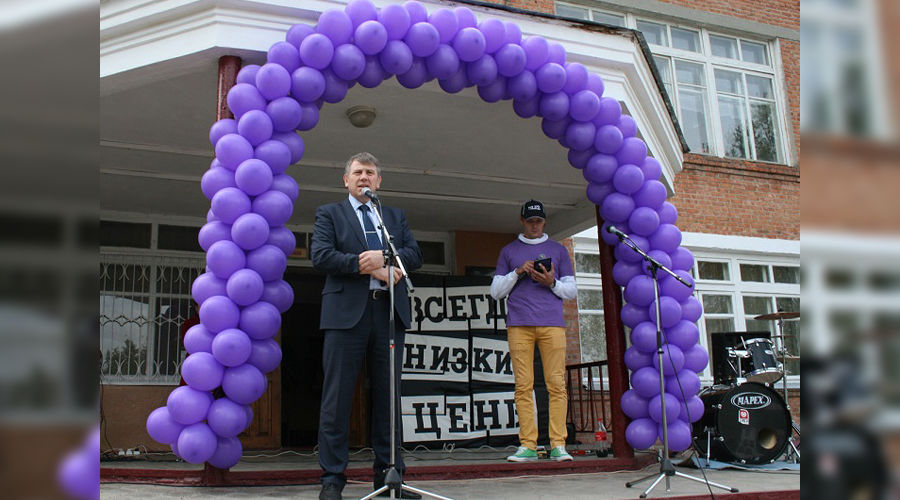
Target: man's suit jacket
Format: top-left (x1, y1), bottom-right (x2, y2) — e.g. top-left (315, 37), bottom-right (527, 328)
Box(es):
top-left (311, 199), bottom-right (423, 330)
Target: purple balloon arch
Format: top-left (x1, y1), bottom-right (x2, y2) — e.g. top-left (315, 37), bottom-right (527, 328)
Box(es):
top-left (147, 0), bottom-right (708, 464)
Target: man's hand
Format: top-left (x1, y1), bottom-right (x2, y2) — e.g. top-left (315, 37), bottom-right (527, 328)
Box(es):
top-left (358, 250), bottom-right (385, 274)
top-left (371, 267), bottom-right (403, 285)
top-left (531, 262), bottom-right (555, 287)
top-left (517, 260), bottom-right (535, 277)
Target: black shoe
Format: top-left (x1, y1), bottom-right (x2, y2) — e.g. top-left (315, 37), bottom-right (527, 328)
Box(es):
top-left (374, 483), bottom-right (421, 499)
top-left (319, 482), bottom-right (342, 500)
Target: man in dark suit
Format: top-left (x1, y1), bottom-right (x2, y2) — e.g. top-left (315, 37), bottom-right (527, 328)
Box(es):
top-left (311, 152), bottom-right (423, 500)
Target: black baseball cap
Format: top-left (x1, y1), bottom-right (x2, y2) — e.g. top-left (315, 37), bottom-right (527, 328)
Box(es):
top-left (521, 199), bottom-right (546, 220)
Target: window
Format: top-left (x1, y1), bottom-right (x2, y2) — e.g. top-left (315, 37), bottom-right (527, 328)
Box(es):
top-left (555, 2), bottom-right (625, 26)
top-left (655, 57), bottom-right (712, 153)
top-left (573, 251), bottom-right (606, 362)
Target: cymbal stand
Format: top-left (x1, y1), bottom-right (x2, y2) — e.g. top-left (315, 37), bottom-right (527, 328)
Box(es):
top-left (773, 315), bottom-right (800, 463)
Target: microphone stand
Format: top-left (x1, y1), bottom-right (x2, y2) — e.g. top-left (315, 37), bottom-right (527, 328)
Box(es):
top-left (610, 227), bottom-right (737, 498)
top-left (360, 194), bottom-right (453, 500)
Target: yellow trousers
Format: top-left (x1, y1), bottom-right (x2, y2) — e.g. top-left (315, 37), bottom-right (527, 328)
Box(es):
top-left (507, 326), bottom-right (568, 449)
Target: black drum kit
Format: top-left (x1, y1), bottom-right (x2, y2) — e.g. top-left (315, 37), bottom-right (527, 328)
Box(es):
top-left (693, 311), bottom-right (800, 465)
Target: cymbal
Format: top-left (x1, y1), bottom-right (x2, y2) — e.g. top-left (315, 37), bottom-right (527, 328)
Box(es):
top-left (754, 311), bottom-right (800, 321)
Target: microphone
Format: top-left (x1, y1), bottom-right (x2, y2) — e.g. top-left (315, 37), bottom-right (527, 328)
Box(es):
top-left (606, 225), bottom-right (628, 239)
top-left (361, 187), bottom-right (379, 201)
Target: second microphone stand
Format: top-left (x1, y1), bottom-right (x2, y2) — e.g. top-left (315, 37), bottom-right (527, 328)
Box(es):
top-left (610, 227), bottom-right (737, 498)
top-left (359, 194), bottom-right (453, 500)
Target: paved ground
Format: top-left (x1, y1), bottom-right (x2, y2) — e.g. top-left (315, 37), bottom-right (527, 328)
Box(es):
top-left (101, 463), bottom-right (799, 500)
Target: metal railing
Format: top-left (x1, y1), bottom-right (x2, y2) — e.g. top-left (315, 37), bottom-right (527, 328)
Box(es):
top-left (565, 360), bottom-right (610, 433)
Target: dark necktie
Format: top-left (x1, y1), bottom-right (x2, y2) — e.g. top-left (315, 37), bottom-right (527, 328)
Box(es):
top-left (358, 205), bottom-right (383, 250)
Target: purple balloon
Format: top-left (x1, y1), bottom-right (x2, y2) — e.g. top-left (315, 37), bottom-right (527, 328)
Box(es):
top-left (652, 344), bottom-right (685, 376)
top-left (587, 73), bottom-right (606, 100)
top-left (299, 33), bottom-right (334, 69)
top-left (536, 62), bottom-right (567, 94)
top-left (601, 192), bottom-right (635, 222)
top-left (539, 92), bottom-right (569, 121)
top-left (547, 42), bottom-right (566, 65)
top-left (405, 22), bottom-right (440, 58)
top-left (199, 295), bottom-right (241, 333)
top-left (207, 209), bottom-right (219, 223)
top-left (271, 131), bottom-right (304, 164)
top-left (297, 103), bottom-right (320, 131)
top-left (358, 55), bottom-right (388, 88)
top-left (495, 43), bottom-right (526, 78)
top-left (616, 137), bottom-right (648, 166)
top-left (397, 57), bottom-right (429, 89)
top-left (634, 180), bottom-right (667, 210)
top-left (630, 321), bottom-right (660, 353)
top-left (147, 407), bottom-right (185, 444)
top-left (355, 20), bottom-right (388, 56)
top-left (226, 269), bottom-right (265, 306)
top-left (570, 90), bottom-right (600, 122)
top-left (660, 271), bottom-right (694, 302)
top-left (332, 43), bottom-right (367, 81)
top-left (658, 202), bottom-right (678, 225)
top-left (614, 234), bottom-right (650, 263)
top-left (649, 296), bottom-right (682, 329)
top-left (507, 70), bottom-right (537, 101)
top-left (380, 40), bottom-right (414, 75)
top-left (625, 275), bottom-right (655, 307)
top-left (247, 338), bottom-right (283, 374)
top-left (649, 224), bottom-right (682, 253)
top-left (453, 27), bottom-right (486, 62)
top-left (584, 153), bottom-right (618, 184)
top-left (177, 422), bottom-right (218, 464)
top-left (379, 4), bottom-right (410, 40)
top-left (565, 121), bottom-right (596, 151)
top-left (267, 41), bottom-right (300, 73)
top-left (317, 9), bottom-right (353, 45)
top-left (595, 125), bottom-right (624, 154)
top-left (271, 174), bottom-right (299, 203)
top-left (226, 84), bottom-right (265, 118)
top-left (345, 0), bottom-right (378, 28)
top-left (599, 220), bottom-right (624, 246)
top-left (541, 117), bottom-right (570, 140)
top-left (184, 323), bottom-right (216, 354)
top-left (253, 190), bottom-right (293, 226)
top-left (661, 419), bottom-right (693, 452)
top-left (618, 114), bottom-right (638, 138)
top-left (563, 63), bottom-right (589, 95)
top-left (666, 369), bottom-right (701, 401)
top-left (621, 389), bottom-right (650, 419)
top-left (237, 110), bottom-right (273, 147)
top-left (291, 67), bottom-right (326, 102)
top-left (680, 395), bottom-right (705, 423)
top-left (438, 65), bottom-right (469, 93)
top-left (642, 250), bottom-right (673, 276)
top-left (208, 398), bottom-right (247, 438)
top-left (255, 63), bottom-right (291, 100)
top-left (404, 1), bottom-right (428, 24)
top-left (201, 167), bottom-right (236, 201)
top-left (207, 239), bottom-right (246, 279)
top-left (247, 244), bottom-right (288, 282)
top-left (648, 393), bottom-right (681, 423)
top-left (266, 227), bottom-right (297, 256)
top-left (479, 19), bottom-right (506, 54)
top-left (261, 279), bottom-right (294, 313)
top-left (236, 65), bottom-right (260, 85)
top-left (234, 159), bottom-right (273, 197)
top-left (209, 119), bottom-right (237, 147)
top-left (240, 300), bottom-right (283, 340)
top-left (667, 320), bottom-right (701, 350)
top-left (477, 77), bottom-right (507, 103)
top-left (586, 181), bottom-right (615, 206)
top-left (680, 296), bottom-right (703, 323)
top-left (222, 364), bottom-right (267, 405)
top-left (503, 21), bottom-right (522, 45)
top-left (453, 6), bottom-right (477, 29)
top-left (631, 366), bottom-right (664, 399)
top-left (567, 148), bottom-right (595, 169)
top-left (682, 343), bottom-right (710, 373)
top-left (466, 54), bottom-right (497, 87)
top-left (286, 24), bottom-right (315, 48)
top-left (429, 9), bottom-right (458, 44)
top-left (641, 157), bottom-right (663, 181)
top-left (522, 36), bottom-right (549, 71)
top-left (215, 134), bottom-right (254, 170)
top-left (512, 95), bottom-right (540, 118)
top-left (321, 69), bottom-right (348, 103)
top-left (594, 97), bottom-right (622, 126)
top-left (629, 206), bottom-right (661, 236)
top-left (670, 246), bottom-right (694, 272)
top-left (181, 352), bottom-right (225, 391)
top-left (212, 328), bottom-right (253, 367)
top-left (621, 302), bottom-right (651, 328)
top-left (613, 164), bottom-right (645, 194)
top-left (625, 346), bottom-right (654, 372)
top-left (167, 386), bottom-right (213, 425)
top-left (255, 139), bottom-right (291, 176)
top-left (265, 98), bottom-right (302, 133)
top-left (426, 44), bottom-right (460, 80)
top-left (626, 418), bottom-right (658, 449)
top-left (613, 260), bottom-right (643, 287)
top-left (208, 436), bottom-right (243, 469)
top-left (192, 272), bottom-right (226, 304)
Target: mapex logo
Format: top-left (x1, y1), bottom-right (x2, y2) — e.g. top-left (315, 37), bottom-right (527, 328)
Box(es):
top-left (731, 393), bottom-right (771, 410)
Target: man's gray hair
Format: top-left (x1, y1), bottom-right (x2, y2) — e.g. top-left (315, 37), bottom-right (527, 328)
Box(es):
top-left (345, 152), bottom-right (381, 175)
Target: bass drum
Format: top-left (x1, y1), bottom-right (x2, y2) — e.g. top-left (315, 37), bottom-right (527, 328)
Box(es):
top-left (693, 383), bottom-right (791, 464)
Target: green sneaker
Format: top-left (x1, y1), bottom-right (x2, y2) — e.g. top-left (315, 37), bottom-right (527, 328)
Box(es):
top-left (506, 446), bottom-right (538, 462)
top-left (550, 446), bottom-right (574, 462)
